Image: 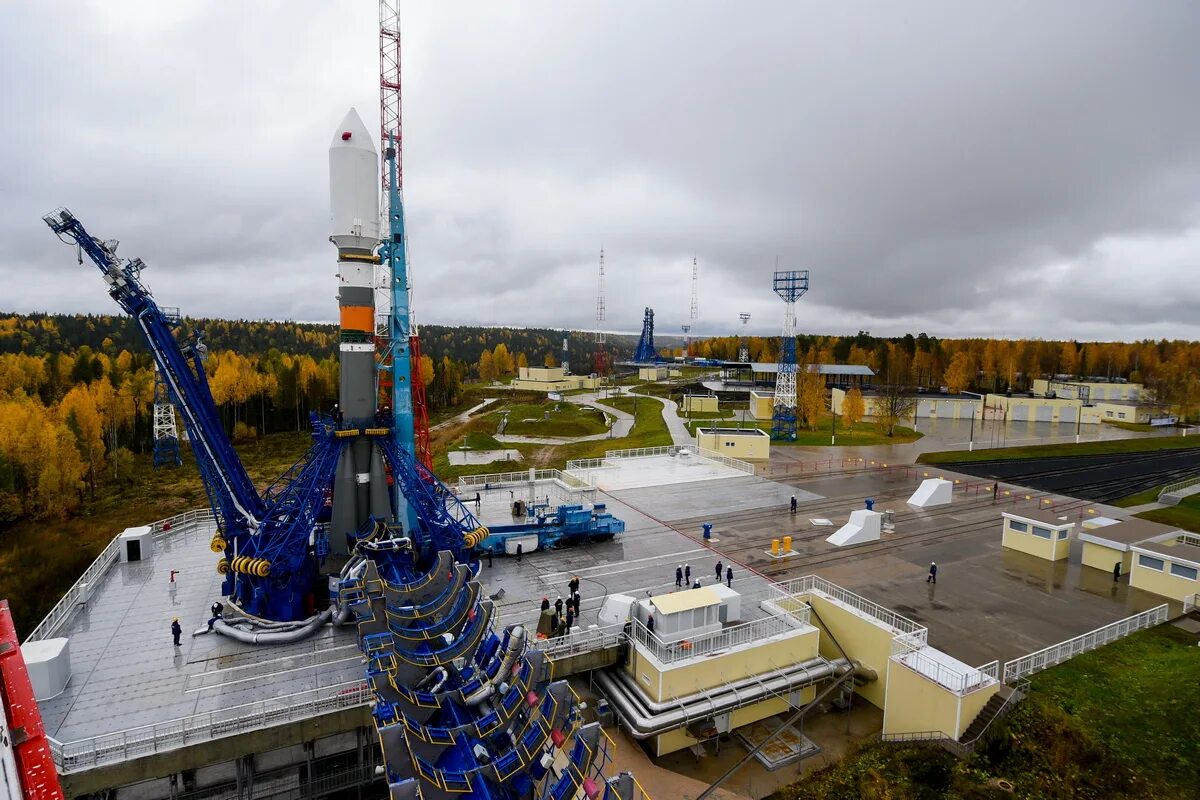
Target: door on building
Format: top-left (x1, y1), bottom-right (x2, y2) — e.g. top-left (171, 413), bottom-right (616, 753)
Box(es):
top-left (918, 400), bottom-right (936, 417)
top-left (1035, 405), bottom-right (1053, 422)
top-left (937, 400), bottom-right (955, 418)
top-left (1011, 404), bottom-right (1030, 422)
top-left (1060, 406), bottom-right (1077, 424)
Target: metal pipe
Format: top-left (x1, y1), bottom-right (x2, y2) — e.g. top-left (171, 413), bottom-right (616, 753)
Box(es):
top-left (208, 607), bottom-right (333, 644)
top-left (461, 626), bottom-right (526, 707)
top-left (594, 657), bottom-right (855, 738)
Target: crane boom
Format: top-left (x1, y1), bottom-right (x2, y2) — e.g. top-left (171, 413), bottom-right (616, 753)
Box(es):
top-left (43, 208), bottom-right (264, 536)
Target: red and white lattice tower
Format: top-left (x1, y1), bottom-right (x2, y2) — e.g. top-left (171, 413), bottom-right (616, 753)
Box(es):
top-left (379, 0), bottom-right (432, 467)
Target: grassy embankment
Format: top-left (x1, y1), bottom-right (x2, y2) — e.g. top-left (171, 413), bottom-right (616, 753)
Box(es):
top-left (0, 431), bottom-right (312, 637)
top-left (498, 402), bottom-right (608, 437)
top-left (1138, 494), bottom-right (1200, 534)
top-left (917, 434), bottom-right (1199, 465)
top-left (769, 624), bottom-right (1200, 800)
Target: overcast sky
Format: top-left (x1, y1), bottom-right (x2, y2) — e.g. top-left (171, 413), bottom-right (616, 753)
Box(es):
top-left (4, 2), bottom-right (1200, 341)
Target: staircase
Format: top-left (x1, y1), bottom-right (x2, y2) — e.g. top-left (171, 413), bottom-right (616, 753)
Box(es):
top-left (959, 682), bottom-right (1026, 747)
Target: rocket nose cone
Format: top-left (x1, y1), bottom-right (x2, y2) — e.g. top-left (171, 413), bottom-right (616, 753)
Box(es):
top-left (331, 107), bottom-right (376, 154)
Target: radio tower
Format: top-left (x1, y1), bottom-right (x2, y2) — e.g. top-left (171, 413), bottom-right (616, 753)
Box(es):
top-left (771, 270), bottom-right (809, 441)
top-left (379, 0), bottom-right (431, 468)
top-left (738, 312), bottom-right (750, 362)
top-left (152, 362), bottom-right (181, 468)
top-left (686, 256), bottom-right (698, 357)
top-left (593, 247), bottom-right (607, 379)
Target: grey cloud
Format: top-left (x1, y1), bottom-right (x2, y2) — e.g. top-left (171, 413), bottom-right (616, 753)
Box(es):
top-left (3, 1), bottom-right (1199, 342)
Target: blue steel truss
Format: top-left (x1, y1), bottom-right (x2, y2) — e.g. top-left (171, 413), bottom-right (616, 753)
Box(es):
top-left (633, 306), bottom-right (658, 363)
top-left (771, 270), bottom-right (809, 441)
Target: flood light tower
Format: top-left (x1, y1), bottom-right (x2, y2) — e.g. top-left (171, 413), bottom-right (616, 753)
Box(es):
top-left (738, 312), bottom-right (750, 362)
top-left (771, 270), bottom-right (809, 441)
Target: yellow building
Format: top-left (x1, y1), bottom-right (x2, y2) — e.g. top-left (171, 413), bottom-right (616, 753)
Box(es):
top-left (1129, 537), bottom-right (1200, 603)
top-left (749, 390), bottom-right (775, 421)
top-left (1001, 510), bottom-right (1075, 561)
top-left (637, 366), bottom-right (669, 381)
top-left (1093, 401), bottom-right (1169, 425)
top-left (1030, 379), bottom-right (1143, 402)
top-left (985, 394), bottom-right (1100, 424)
top-left (681, 394), bottom-right (718, 414)
top-left (831, 388), bottom-right (981, 420)
top-left (696, 427), bottom-right (770, 462)
top-left (1078, 517), bottom-right (1178, 576)
top-left (509, 366), bottom-right (599, 392)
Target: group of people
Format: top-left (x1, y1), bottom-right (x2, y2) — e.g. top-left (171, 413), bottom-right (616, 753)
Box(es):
top-left (540, 575), bottom-right (583, 637)
top-left (673, 562), bottom-right (734, 589)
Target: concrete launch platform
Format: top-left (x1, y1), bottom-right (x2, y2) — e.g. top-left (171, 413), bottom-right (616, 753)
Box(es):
top-left (35, 518), bottom-right (362, 749)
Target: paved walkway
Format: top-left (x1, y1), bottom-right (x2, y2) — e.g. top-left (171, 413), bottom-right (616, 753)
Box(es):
top-left (627, 392), bottom-right (694, 447)
top-left (431, 398), bottom-right (497, 430)
top-left (1124, 502), bottom-right (1166, 513)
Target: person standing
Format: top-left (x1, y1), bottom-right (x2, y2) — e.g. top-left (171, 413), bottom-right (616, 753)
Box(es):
top-left (487, 548), bottom-right (493, 568)
top-left (790, 495), bottom-right (798, 514)
top-left (647, 615), bottom-right (655, 634)
top-left (554, 596), bottom-right (564, 616)
top-left (572, 591), bottom-right (581, 615)
top-left (927, 562), bottom-right (938, 584)
top-left (992, 482), bottom-right (999, 505)
top-left (516, 542), bottom-right (523, 562)
top-left (1112, 561), bottom-right (1121, 582)
top-left (675, 565), bottom-right (684, 588)
top-left (474, 492), bottom-right (481, 512)
top-left (726, 566), bottom-right (733, 587)
top-left (564, 609), bottom-right (574, 633)
top-left (568, 575), bottom-right (580, 595)
top-left (541, 596), bottom-right (551, 612)
top-left (171, 618), bottom-right (182, 648)
top-left (684, 564), bottom-right (691, 585)
top-left (715, 561), bottom-right (723, 582)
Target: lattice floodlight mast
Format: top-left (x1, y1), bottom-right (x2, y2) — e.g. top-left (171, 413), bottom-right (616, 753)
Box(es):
top-left (594, 247), bottom-right (607, 377)
top-left (634, 307), bottom-right (657, 363)
top-left (739, 312), bottom-right (751, 362)
top-left (681, 324), bottom-right (691, 359)
top-left (771, 270), bottom-right (809, 441)
top-left (152, 360), bottom-right (181, 468)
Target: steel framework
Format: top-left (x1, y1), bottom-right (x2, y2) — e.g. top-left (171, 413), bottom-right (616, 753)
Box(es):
top-left (633, 307), bottom-right (657, 363)
top-left (738, 312), bottom-right (751, 363)
top-left (771, 270), bottom-right (809, 441)
top-left (152, 361), bottom-right (181, 468)
top-left (593, 247), bottom-right (607, 378)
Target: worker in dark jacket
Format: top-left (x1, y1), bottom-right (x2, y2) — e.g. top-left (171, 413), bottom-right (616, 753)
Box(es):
top-left (647, 615), bottom-right (655, 634)
top-left (541, 596), bottom-right (550, 612)
top-left (554, 596), bottom-right (564, 616)
top-left (675, 565), bottom-right (684, 587)
top-left (171, 618), bottom-right (182, 647)
top-left (715, 561), bottom-right (723, 581)
top-left (726, 566), bottom-right (734, 587)
top-left (927, 562), bottom-right (938, 584)
top-left (684, 564), bottom-right (691, 584)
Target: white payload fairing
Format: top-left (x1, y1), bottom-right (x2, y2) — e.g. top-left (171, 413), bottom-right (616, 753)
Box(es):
top-left (328, 108), bottom-right (391, 554)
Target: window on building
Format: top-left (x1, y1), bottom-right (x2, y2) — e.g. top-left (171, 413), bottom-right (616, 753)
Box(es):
top-left (1008, 520), bottom-right (1028, 533)
top-left (1057, 529), bottom-right (1069, 540)
top-left (1170, 563), bottom-right (1198, 581)
top-left (1118, 412), bottom-right (1126, 419)
top-left (1138, 555), bottom-right (1165, 571)
top-left (1032, 526), bottom-right (1053, 539)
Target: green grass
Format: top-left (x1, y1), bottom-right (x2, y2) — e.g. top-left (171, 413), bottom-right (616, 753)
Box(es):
top-left (464, 431), bottom-right (503, 450)
top-left (1137, 494), bottom-right (1200, 533)
top-left (918, 434), bottom-right (1199, 465)
top-left (769, 624), bottom-right (1200, 800)
top-left (680, 409), bottom-right (736, 421)
top-left (498, 402), bottom-right (608, 437)
top-left (1111, 485), bottom-right (1165, 508)
top-left (528, 395), bottom-right (672, 469)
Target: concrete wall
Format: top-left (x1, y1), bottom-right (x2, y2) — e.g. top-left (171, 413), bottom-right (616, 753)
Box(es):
top-left (639, 367), bottom-right (668, 381)
top-left (1081, 541), bottom-right (1131, 575)
top-left (696, 429), bottom-right (771, 462)
top-left (509, 373), bottom-right (599, 392)
top-left (1032, 379), bottom-right (1143, 402)
top-left (1001, 516), bottom-right (1072, 561)
top-left (1129, 549), bottom-right (1200, 602)
top-left (986, 394), bottom-right (1101, 424)
top-left (882, 660), bottom-right (998, 739)
top-left (804, 594), bottom-right (896, 709)
top-left (832, 388), bottom-right (981, 420)
top-left (653, 695), bottom-right (797, 756)
top-left (682, 395), bottom-right (719, 414)
top-left (1095, 402), bottom-right (1155, 424)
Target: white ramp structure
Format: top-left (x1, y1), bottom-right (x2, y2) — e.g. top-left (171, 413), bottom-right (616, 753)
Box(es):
top-left (908, 478), bottom-right (953, 508)
top-left (826, 509), bottom-right (882, 546)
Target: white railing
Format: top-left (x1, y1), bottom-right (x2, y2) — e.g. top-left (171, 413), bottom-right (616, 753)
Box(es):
top-left (628, 605), bottom-right (812, 666)
top-left (778, 575), bottom-right (928, 641)
top-left (54, 680), bottom-right (371, 773)
top-left (456, 468), bottom-right (594, 493)
top-left (531, 623), bottom-right (627, 660)
top-left (600, 444), bottom-right (755, 475)
top-left (890, 639), bottom-right (999, 695)
top-left (1158, 473), bottom-right (1200, 500)
top-left (1183, 593), bottom-right (1199, 614)
top-left (25, 508), bottom-right (216, 644)
top-left (1002, 604), bottom-right (1169, 682)
top-left (564, 458), bottom-right (608, 472)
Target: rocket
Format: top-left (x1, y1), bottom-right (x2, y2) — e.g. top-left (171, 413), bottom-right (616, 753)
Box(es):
top-left (328, 108), bottom-right (392, 554)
